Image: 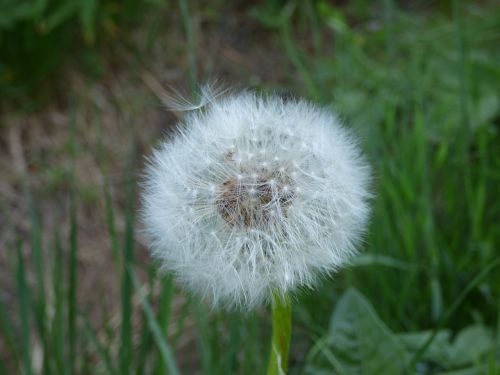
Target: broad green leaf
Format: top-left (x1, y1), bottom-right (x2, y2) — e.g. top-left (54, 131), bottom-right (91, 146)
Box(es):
top-left (473, 89), bottom-right (499, 126)
top-left (447, 325), bottom-right (494, 367)
top-left (327, 288), bottom-right (409, 375)
top-left (399, 325), bottom-right (496, 371)
top-left (398, 330), bottom-right (452, 365)
top-left (437, 367), bottom-right (484, 375)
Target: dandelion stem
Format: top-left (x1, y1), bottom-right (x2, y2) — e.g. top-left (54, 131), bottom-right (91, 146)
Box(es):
top-left (267, 293), bottom-right (292, 375)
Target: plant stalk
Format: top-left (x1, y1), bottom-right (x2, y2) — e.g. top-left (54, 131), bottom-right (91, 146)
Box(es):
top-left (267, 293), bottom-right (292, 375)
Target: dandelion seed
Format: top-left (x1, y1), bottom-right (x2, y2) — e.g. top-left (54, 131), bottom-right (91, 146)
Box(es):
top-left (141, 89), bottom-right (371, 310)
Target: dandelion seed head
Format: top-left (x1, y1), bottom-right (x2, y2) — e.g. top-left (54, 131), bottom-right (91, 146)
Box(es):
top-left (142, 90), bottom-right (371, 310)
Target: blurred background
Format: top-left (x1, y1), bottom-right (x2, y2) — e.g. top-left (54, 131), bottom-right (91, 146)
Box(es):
top-left (1, 0), bottom-right (499, 374)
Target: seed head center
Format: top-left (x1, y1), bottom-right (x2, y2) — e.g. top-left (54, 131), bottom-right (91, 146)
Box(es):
top-left (216, 171), bottom-right (294, 227)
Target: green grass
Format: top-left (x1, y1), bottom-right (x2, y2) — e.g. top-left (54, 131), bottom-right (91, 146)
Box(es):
top-left (1, 0), bottom-right (499, 374)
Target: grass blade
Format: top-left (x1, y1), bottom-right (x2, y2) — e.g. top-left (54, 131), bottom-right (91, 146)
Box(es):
top-left (27, 192), bottom-right (50, 373)
top-left (177, 0), bottom-right (197, 91)
top-left (120, 144), bottom-right (136, 375)
top-left (411, 257), bottom-right (500, 367)
top-left (280, 5), bottom-right (321, 102)
top-left (155, 276), bottom-right (175, 375)
top-left (84, 318), bottom-right (117, 375)
top-left (67, 102), bottom-right (79, 374)
top-left (16, 241), bottom-right (33, 375)
top-left (51, 231), bottom-right (66, 374)
top-left (96, 113), bottom-right (121, 266)
top-left (129, 267), bottom-right (180, 375)
top-left (0, 293), bottom-right (19, 369)
top-left (194, 302), bottom-right (213, 375)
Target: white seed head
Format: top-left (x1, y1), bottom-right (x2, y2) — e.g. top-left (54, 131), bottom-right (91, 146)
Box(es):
top-left (142, 90), bottom-right (371, 310)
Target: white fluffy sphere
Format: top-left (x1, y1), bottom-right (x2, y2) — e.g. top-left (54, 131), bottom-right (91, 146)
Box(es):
top-left (142, 90), bottom-right (371, 309)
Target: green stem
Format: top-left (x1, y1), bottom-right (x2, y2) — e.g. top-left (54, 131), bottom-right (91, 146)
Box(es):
top-left (267, 293), bottom-right (292, 375)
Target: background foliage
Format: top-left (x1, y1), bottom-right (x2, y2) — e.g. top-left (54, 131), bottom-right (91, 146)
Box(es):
top-left (0, 0), bottom-right (499, 374)
top-left (0, 0), bottom-right (165, 103)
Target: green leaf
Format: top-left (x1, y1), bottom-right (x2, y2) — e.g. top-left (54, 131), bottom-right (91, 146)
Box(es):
top-left (437, 367), bottom-right (484, 375)
top-left (399, 325), bottom-right (495, 371)
top-left (447, 325), bottom-right (494, 367)
top-left (327, 288), bottom-right (409, 375)
top-left (398, 330), bottom-right (452, 365)
top-left (473, 89), bottom-right (499, 126)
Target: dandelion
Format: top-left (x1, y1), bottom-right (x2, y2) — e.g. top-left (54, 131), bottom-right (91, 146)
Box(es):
top-left (141, 88), bottom-right (371, 373)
